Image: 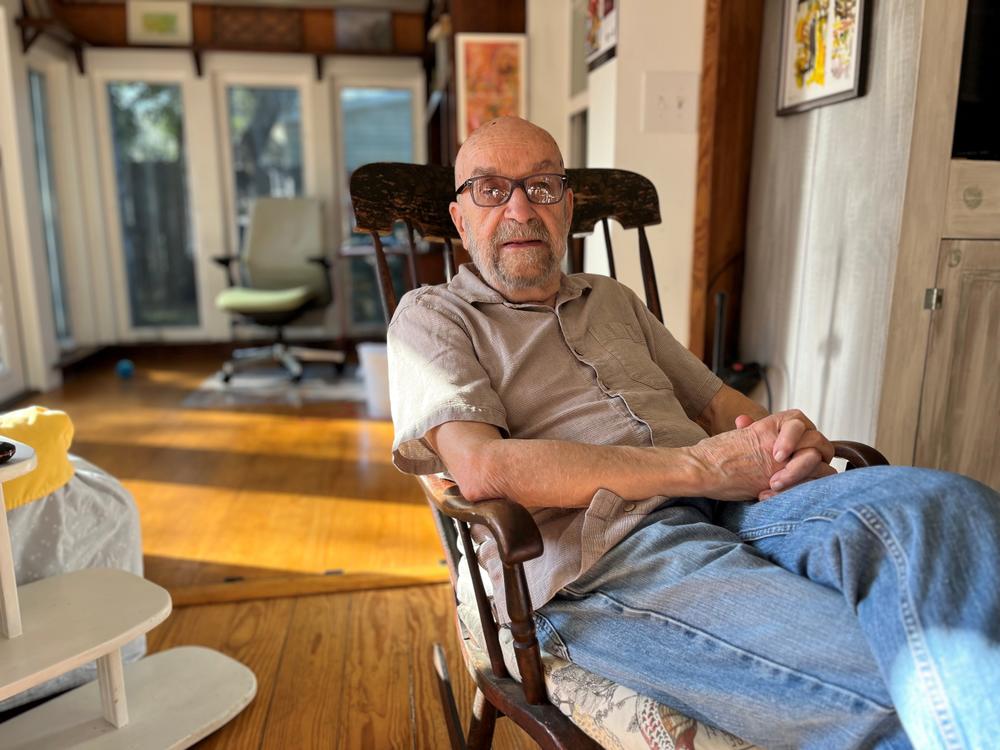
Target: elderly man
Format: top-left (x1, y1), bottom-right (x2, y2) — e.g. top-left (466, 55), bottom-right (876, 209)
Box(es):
top-left (387, 117), bottom-right (1000, 749)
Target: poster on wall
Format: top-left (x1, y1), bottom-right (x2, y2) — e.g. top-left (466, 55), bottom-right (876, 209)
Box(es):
top-left (777, 0), bottom-right (870, 115)
top-left (585, 0), bottom-right (617, 71)
top-left (126, 0), bottom-right (192, 45)
top-left (455, 33), bottom-right (527, 143)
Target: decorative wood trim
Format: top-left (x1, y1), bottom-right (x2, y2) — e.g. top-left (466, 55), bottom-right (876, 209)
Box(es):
top-left (17, 0), bottom-right (426, 77)
top-left (875, 0), bottom-right (970, 465)
top-left (943, 160), bottom-right (1000, 239)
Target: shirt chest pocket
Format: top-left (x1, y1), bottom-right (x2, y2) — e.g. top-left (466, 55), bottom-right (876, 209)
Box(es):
top-left (588, 322), bottom-right (673, 391)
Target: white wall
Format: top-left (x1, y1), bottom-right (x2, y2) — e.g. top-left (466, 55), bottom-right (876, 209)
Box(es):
top-left (527, 0), bottom-right (571, 159)
top-left (583, 0), bottom-right (705, 346)
top-left (741, 0), bottom-right (922, 442)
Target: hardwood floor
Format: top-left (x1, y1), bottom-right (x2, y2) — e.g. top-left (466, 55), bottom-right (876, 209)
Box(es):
top-left (14, 348), bottom-right (534, 749)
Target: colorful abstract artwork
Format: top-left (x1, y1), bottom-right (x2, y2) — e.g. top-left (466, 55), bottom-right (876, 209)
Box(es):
top-left (455, 33), bottom-right (526, 143)
top-left (778, 0), bottom-right (867, 115)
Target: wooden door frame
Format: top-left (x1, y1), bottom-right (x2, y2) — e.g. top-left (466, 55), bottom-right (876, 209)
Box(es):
top-left (875, 0), bottom-right (970, 465)
top-left (689, 0), bottom-right (765, 364)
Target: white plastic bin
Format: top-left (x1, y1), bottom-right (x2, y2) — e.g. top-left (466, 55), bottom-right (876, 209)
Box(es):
top-left (357, 342), bottom-right (391, 419)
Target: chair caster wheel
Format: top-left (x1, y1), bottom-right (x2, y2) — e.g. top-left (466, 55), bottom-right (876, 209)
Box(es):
top-left (291, 373), bottom-right (303, 384)
top-left (221, 371), bottom-right (233, 384)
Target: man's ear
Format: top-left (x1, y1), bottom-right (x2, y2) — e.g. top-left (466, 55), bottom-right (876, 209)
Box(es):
top-left (564, 188), bottom-right (574, 227)
top-left (449, 201), bottom-right (468, 246)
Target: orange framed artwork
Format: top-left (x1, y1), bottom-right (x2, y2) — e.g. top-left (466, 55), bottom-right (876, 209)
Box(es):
top-left (455, 33), bottom-right (527, 143)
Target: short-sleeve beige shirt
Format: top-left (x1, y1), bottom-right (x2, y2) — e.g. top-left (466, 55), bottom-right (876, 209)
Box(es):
top-left (388, 264), bottom-right (722, 624)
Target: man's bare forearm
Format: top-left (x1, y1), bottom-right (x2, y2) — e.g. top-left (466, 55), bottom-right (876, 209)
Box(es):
top-left (429, 414), bottom-right (792, 509)
top-left (465, 438), bottom-right (705, 508)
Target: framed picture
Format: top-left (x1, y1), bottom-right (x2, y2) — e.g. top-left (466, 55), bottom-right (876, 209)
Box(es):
top-left (777, 0), bottom-right (870, 115)
top-left (335, 9), bottom-right (393, 52)
top-left (585, 0), bottom-right (617, 72)
top-left (127, 0), bottom-right (192, 46)
top-left (455, 33), bottom-right (527, 143)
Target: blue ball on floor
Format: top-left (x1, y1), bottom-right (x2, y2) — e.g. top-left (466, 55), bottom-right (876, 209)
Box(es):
top-left (115, 358), bottom-right (135, 380)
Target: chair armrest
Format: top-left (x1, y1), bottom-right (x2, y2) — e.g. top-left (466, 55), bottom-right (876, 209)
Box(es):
top-left (420, 473), bottom-right (543, 566)
top-left (212, 255), bottom-right (237, 287)
top-left (418, 474), bottom-right (549, 704)
top-left (833, 440), bottom-right (890, 469)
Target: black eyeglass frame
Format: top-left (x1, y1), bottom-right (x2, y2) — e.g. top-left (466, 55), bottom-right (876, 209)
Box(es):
top-left (455, 173), bottom-right (569, 207)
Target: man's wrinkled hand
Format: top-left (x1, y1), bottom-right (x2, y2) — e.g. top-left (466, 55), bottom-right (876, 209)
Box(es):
top-left (688, 414), bottom-right (788, 501)
top-left (735, 409), bottom-right (834, 499)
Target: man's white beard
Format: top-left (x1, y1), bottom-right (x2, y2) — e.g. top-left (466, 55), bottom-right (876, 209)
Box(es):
top-left (468, 219), bottom-right (565, 292)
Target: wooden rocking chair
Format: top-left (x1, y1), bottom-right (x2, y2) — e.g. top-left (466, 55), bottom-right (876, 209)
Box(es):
top-left (349, 162), bottom-right (890, 750)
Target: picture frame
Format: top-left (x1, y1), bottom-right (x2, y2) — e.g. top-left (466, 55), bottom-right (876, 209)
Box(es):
top-left (777, 0), bottom-right (870, 116)
top-left (585, 0), bottom-right (617, 72)
top-left (455, 33), bottom-right (527, 144)
top-left (335, 9), bottom-right (393, 52)
top-left (127, 0), bottom-right (192, 46)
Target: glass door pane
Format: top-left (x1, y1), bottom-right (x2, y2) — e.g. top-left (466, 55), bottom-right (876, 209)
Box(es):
top-left (226, 86), bottom-right (303, 249)
top-left (0, 178), bottom-right (26, 402)
top-left (28, 70), bottom-right (72, 348)
top-left (107, 82), bottom-right (198, 328)
top-left (339, 87), bottom-right (414, 327)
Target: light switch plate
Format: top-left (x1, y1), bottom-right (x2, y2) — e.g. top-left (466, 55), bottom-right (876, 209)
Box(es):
top-left (641, 71), bottom-right (700, 134)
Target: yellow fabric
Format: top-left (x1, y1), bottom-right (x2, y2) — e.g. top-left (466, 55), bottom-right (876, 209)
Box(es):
top-left (0, 406), bottom-right (75, 512)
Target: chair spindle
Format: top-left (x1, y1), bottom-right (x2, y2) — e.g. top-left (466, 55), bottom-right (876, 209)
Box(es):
top-left (601, 217), bottom-right (617, 279)
top-left (458, 521), bottom-right (510, 680)
top-left (638, 225), bottom-right (662, 323)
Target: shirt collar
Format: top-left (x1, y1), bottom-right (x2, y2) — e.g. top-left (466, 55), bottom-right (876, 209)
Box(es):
top-left (448, 263), bottom-right (592, 307)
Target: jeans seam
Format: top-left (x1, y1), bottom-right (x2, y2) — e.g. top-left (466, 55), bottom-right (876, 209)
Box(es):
top-left (850, 505), bottom-right (963, 750)
top-left (534, 612), bottom-right (571, 660)
top-left (737, 514), bottom-right (842, 542)
top-left (580, 589), bottom-right (896, 714)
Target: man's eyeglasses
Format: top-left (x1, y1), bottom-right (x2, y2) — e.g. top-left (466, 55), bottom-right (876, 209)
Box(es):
top-left (456, 173), bottom-right (568, 208)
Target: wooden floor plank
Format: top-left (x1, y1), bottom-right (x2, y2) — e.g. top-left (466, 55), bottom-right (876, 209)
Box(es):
top-left (14, 349), bottom-right (536, 749)
top-left (145, 597), bottom-right (296, 749)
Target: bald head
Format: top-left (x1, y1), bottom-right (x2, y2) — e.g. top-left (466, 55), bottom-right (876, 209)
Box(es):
top-left (454, 117), bottom-right (564, 188)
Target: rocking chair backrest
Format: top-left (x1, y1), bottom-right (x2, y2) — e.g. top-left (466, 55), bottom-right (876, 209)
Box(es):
top-left (348, 163), bottom-right (664, 324)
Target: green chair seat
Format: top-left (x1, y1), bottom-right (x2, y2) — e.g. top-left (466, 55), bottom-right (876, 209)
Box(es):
top-left (215, 285), bottom-right (314, 315)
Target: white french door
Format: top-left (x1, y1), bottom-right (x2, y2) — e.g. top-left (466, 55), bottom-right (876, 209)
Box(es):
top-left (0, 174), bottom-right (27, 404)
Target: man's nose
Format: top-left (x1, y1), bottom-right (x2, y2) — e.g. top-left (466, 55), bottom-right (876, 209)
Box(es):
top-left (503, 185), bottom-right (537, 223)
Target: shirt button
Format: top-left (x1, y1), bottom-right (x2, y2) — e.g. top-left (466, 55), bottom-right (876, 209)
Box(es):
top-left (622, 502), bottom-right (637, 512)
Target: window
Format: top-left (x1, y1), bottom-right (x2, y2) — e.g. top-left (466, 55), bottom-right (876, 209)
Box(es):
top-left (107, 82), bottom-right (198, 327)
top-left (226, 86), bottom-right (303, 249)
top-left (28, 70), bottom-right (72, 346)
top-left (339, 87), bottom-right (414, 326)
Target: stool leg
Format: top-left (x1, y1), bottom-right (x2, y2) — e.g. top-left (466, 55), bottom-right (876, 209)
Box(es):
top-left (97, 648), bottom-right (129, 728)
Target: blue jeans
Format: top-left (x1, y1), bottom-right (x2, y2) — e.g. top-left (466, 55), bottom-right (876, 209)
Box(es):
top-left (534, 467), bottom-right (1000, 750)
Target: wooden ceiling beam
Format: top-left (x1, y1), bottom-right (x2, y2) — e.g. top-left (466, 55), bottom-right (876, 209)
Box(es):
top-left (17, 0), bottom-right (426, 77)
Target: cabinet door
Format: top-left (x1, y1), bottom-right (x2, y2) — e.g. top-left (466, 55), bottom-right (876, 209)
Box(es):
top-left (915, 240), bottom-right (1000, 489)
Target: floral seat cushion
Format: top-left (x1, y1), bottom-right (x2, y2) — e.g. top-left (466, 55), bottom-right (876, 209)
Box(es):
top-left (454, 551), bottom-right (762, 750)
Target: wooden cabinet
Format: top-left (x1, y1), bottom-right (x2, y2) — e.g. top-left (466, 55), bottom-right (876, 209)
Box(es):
top-left (915, 239), bottom-right (1000, 490)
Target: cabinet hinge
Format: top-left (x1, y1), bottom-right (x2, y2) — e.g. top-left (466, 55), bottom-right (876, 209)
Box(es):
top-left (923, 287), bottom-right (943, 310)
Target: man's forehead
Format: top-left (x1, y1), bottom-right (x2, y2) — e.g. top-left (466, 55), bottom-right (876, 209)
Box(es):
top-left (469, 158), bottom-right (562, 178)
top-left (455, 120), bottom-right (564, 184)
